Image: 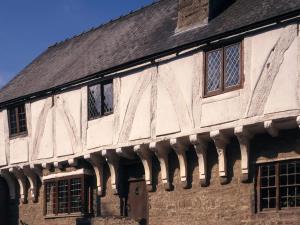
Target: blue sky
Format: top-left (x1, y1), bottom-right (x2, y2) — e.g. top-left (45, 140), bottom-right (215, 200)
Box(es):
top-left (0, 0), bottom-right (153, 88)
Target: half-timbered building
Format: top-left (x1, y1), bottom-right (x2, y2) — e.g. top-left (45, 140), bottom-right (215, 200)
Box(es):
top-left (0, 0), bottom-right (300, 224)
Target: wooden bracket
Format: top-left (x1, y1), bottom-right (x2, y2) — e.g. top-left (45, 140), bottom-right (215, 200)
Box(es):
top-left (170, 137), bottom-right (190, 189)
top-left (84, 154), bottom-right (104, 196)
top-left (102, 149), bottom-right (120, 194)
top-left (210, 130), bottom-right (230, 185)
top-left (134, 144), bottom-right (154, 192)
top-left (116, 147), bottom-right (136, 160)
top-left (68, 158), bottom-right (78, 167)
top-left (235, 126), bottom-right (253, 183)
top-left (42, 162), bottom-right (52, 170)
top-left (150, 141), bottom-right (172, 191)
top-left (29, 164), bottom-right (43, 182)
top-left (53, 161), bottom-right (64, 170)
top-left (0, 169), bottom-right (16, 200)
top-left (189, 134), bottom-right (209, 187)
top-left (23, 166), bottom-right (38, 203)
top-left (264, 120), bottom-right (279, 137)
top-left (9, 167), bottom-right (28, 203)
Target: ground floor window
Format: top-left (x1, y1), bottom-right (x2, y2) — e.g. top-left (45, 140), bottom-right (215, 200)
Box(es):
top-left (257, 160), bottom-right (300, 211)
top-left (44, 175), bottom-right (92, 216)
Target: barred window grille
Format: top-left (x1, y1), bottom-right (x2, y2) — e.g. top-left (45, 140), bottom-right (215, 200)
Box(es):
top-left (257, 160), bottom-right (300, 211)
top-left (44, 175), bottom-right (91, 216)
top-left (205, 42), bottom-right (242, 96)
top-left (88, 80), bottom-right (113, 120)
top-left (8, 104), bottom-right (27, 136)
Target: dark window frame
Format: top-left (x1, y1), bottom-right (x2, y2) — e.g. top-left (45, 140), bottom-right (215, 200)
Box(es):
top-left (44, 175), bottom-right (93, 217)
top-left (7, 104), bottom-right (28, 138)
top-left (88, 79), bottom-right (114, 121)
top-left (204, 41), bottom-right (244, 97)
top-left (256, 160), bottom-right (300, 213)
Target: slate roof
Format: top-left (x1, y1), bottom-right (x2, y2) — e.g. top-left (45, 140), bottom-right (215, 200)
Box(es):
top-left (1, 0), bottom-right (300, 105)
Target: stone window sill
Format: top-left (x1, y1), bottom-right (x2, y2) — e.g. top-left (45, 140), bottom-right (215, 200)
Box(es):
top-left (44, 212), bottom-right (85, 219)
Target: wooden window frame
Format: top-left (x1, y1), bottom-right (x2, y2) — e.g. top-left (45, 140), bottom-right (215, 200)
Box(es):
top-left (204, 41), bottom-right (244, 97)
top-left (256, 160), bottom-right (300, 213)
top-left (44, 175), bottom-right (92, 217)
top-left (88, 79), bottom-right (114, 121)
top-left (7, 103), bottom-right (28, 138)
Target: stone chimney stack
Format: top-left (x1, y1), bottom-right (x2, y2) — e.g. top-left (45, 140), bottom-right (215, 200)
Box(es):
top-left (176, 0), bottom-right (235, 33)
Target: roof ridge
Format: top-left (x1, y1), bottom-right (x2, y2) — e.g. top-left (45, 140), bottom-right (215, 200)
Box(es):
top-left (48, 0), bottom-right (162, 49)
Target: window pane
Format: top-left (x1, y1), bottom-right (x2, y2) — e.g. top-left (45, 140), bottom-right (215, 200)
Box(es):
top-left (8, 108), bottom-right (17, 135)
top-left (207, 49), bottom-right (222, 93)
top-left (18, 105), bottom-right (27, 133)
top-left (225, 44), bottom-right (241, 88)
top-left (259, 164), bottom-right (277, 210)
top-left (45, 182), bottom-right (56, 215)
top-left (70, 178), bottom-right (82, 213)
top-left (279, 161), bottom-right (300, 209)
top-left (58, 180), bottom-right (69, 214)
top-left (102, 81), bottom-right (113, 114)
top-left (88, 84), bottom-right (101, 119)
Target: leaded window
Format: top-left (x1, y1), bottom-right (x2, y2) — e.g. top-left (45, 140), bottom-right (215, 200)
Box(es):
top-left (88, 80), bottom-right (113, 120)
top-left (257, 160), bottom-right (300, 212)
top-left (205, 42), bottom-right (242, 96)
top-left (44, 175), bottom-right (92, 216)
top-left (8, 104), bottom-right (27, 136)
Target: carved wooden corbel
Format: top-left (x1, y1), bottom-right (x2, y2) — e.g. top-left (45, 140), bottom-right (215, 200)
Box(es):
top-left (9, 167), bottom-right (28, 203)
top-left (68, 158), bottom-right (78, 167)
top-left (0, 169), bottom-right (16, 199)
top-left (134, 144), bottom-right (153, 192)
top-left (189, 134), bottom-right (209, 187)
top-left (53, 161), bottom-right (64, 170)
top-left (101, 149), bottom-right (120, 194)
top-left (116, 147), bottom-right (136, 160)
top-left (170, 137), bottom-right (190, 189)
top-left (234, 126), bottom-right (253, 183)
top-left (210, 130), bottom-right (230, 185)
top-left (30, 164), bottom-right (43, 182)
top-left (150, 141), bottom-right (172, 191)
top-left (264, 120), bottom-right (279, 137)
top-left (42, 162), bottom-right (52, 170)
top-left (84, 154), bottom-right (104, 196)
top-left (296, 116), bottom-right (300, 128)
top-left (22, 166), bottom-right (38, 203)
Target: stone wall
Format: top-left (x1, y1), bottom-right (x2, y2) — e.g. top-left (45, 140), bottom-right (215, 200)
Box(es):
top-left (15, 130), bottom-right (300, 225)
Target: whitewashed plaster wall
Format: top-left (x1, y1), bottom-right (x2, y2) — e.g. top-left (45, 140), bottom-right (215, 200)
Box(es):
top-left (0, 23), bottom-right (299, 167)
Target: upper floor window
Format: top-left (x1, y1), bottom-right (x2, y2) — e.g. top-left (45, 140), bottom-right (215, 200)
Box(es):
top-left (44, 175), bottom-right (92, 216)
top-left (256, 160), bottom-right (300, 212)
top-left (88, 80), bottom-right (113, 120)
top-left (204, 42), bottom-right (242, 96)
top-left (8, 104), bottom-right (27, 137)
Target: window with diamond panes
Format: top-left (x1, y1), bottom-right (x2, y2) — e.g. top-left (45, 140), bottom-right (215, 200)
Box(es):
top-left (8, 104), bottom-right (27, 136)
top-left (257, 160), bottom-right (300, 212)
top-left (44, 175), bottom-right (92, 216)
top-left (205, 42), bottom-right (242, 96)
top-left (88, 80), bottom-right (113, 120)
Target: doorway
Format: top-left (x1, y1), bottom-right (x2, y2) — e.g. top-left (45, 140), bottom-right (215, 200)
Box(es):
top-left (0, 177), bottom-right (9, 225)
top-left (120, 162), bottom-right (149, 225)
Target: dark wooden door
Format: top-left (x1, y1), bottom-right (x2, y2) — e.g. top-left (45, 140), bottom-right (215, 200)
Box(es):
top-left (0, 178), bottom-right (9, 225)
top-left (127, 179), bottom-right (148, 225)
